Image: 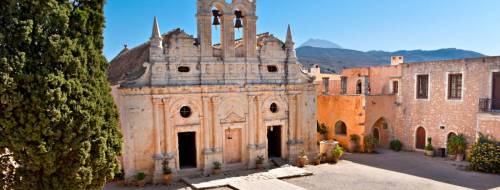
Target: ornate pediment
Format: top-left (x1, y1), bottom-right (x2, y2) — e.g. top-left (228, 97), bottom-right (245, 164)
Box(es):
top-left (221, 112), bottom-right (246, 124)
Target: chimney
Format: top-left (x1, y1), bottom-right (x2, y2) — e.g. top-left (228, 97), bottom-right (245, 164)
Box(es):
top-left (391, 56), bottom-right (404, 66)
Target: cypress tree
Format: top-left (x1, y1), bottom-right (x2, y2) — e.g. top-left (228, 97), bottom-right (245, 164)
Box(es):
top-left (0, 0), bottom-right (122, 189)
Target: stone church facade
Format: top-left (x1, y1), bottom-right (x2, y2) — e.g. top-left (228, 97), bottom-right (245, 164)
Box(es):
top-left (108, 0), bottom-right (317, 182)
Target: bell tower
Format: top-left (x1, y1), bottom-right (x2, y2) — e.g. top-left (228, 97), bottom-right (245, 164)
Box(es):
top-left (197, 0), bottom-right (257, 58)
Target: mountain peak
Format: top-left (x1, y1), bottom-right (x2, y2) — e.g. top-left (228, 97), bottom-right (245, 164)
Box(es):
top-left (300, 39), bottom-right (342, 49)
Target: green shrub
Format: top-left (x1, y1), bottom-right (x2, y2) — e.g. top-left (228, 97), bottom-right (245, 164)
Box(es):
top-left (350, 134), bottom-right (360, 143)
top-left (331, 146), bottom-right (344, 163)
top-left (469, 141), bottom-right (500, 174)
top-left (256, 156), bottom-right (265, 164)
top-left (448, 134), bottom-right (467, 154)
top-left (136, 172), bottom-right (146, 181)
top-left (317, 122), bottom-right (328, 135)
top-left (213, 161), bottom-right (222, 169)
top-left (390, 140), bottom-right (403, 152)
top-left (425, 137), bottom-right (434, 151)
top-left (364, 135), bottom-right (378, 153)
top-left (162, 160), bottom-right (172, 175)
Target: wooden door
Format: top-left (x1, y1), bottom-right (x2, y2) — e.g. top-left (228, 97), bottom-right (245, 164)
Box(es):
top-left (416, 127), bottom-right (426, 149)
top-left (224, 128), bottom-right (242, 164)
top-left (493, 72), bottom-right (500, 110)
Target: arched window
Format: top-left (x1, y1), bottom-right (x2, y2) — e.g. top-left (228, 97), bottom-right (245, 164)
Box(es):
top-left (211, 7), bottom-right (223, 47)
top-left (335, 121), bottom-right (347, 135)
top-left (356, 80), bottom-right (362, 94)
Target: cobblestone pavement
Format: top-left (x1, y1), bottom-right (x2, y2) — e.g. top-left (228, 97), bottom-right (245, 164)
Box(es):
top-left (285, 150), bottom-right (500, 190)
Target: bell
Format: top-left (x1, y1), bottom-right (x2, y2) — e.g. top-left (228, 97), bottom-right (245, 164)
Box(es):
top-left (234, 18), bottom-right (243, 29)
top-left (212, 16), bottom-right (220, 26)
top-left (212, 10), bottom-right (221, 26)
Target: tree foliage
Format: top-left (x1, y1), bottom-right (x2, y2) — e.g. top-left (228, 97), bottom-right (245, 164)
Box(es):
top-left (0, 0), bottom-right (122, 189)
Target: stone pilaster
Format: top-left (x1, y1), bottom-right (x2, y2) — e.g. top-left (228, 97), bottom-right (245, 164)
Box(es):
top-left (244, 16), bottom-right (257, 58)
top-left (221, 14), bottom-right (235, 58)
top-left (152, 97), bottom-right (164, 183)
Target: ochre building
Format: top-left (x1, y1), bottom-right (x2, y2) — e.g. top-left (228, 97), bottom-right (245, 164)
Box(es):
top-left (108, 0), bottom-right (317, 182)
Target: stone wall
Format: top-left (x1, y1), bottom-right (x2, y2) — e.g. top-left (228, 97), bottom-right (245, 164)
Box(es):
top-left (399, 57), bottom-right (500, 150)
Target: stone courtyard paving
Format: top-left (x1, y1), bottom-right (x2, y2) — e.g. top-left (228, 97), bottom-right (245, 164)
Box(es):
top-left (106, 150), bottom-right (500, 190)
top-left (285, 150), bottom-right (500, 190)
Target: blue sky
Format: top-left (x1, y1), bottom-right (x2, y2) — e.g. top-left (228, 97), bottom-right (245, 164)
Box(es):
top-left (104, 0), bottom-right (500, 60)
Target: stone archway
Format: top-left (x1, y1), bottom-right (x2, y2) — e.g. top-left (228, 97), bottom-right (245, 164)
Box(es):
top-left (372, 118), bottom-right (390, 148)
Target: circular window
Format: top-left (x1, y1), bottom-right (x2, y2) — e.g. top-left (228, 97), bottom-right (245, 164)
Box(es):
top-left (270, 103), bottom-right (278, 113)
top-left (180, 106), bottom-right (192, 118)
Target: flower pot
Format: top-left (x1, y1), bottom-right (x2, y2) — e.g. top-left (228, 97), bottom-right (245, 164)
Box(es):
top-left (116, 180), bottom-right (126, 187)
top-left (455, 153), bottom-right (464, 162)
top-left (349, 142), bottom-right (358, 153)
top-left (163, 174), bottom-right (172, 185)
top-left (297, 156), bottom-right (309, 167)
top-left (255, 163), bottom-right (264, 170)
top-left (136, 180), bottom-right (146, 187)
top-left (213, 168), bottom-right (222, 175)
top-left (447, 154), bottom-right (456, 160)
top-left (425, 150), bottom-right (434, 157)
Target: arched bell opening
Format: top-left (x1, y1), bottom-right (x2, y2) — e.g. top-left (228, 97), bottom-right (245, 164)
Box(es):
top-left (211, 6), bottom-right (223, 48)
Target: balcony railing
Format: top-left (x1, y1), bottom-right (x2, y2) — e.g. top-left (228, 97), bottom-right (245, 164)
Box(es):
top-left (479, 98), bottom-right (500, 113)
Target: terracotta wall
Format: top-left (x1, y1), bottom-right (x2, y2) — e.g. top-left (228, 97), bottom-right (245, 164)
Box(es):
top-left (317, 95), bottom-right (366, 149)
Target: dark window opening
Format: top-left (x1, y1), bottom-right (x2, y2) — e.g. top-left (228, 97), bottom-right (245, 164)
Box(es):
top-left (356, 80), bottom-right (363, 94)
top-left (393, 81), bottom-right (399, 94)
top-left (270, 103), bottom-right (278, 113)
top-left (448, 73), bottom-right (462, 99)
top-left (335, 121), bottom-right (347, 135)
top-left (417, 75), bottom-right (429, 99)
top-left (267, 65), bottom-right (278, 72)
top-left (178, 66), bottom-right (190, 73)
top-left (341, 77), bottom-right (347, 94)
top-left (322, 77), bottom-right (330, 95)
top-left (180, 106), bottom-right (192, 118)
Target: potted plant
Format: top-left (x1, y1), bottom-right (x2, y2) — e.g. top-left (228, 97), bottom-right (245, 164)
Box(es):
top-left (313, 153), bottom-right (323, 165)
top-left (425, 137), bottom-right (434, 156)
top-left (135, 172), bottom-right (146, 187)
top-left (255, 155), bottom-right (265, 169)
top-left (390, 139), bottom-right (403, 152)
top-left (115, 169), bottom-right (126, 187)
top-left (364, 135), bottom-right (378, 153)
top-left (446, 139), bottom-right (457, 160)
top-left (162, 160), bottom-right (172, 185)
top-left (331, 146), bottom-right (344, 163)
top-left (297, 150), bottom-right (309, 167)
top-left (349, 134), bottom-right (360, 153)
top-left (213, 161), bottom-right (222, 175)
top-left (450, 134), bottom-right (467, 162)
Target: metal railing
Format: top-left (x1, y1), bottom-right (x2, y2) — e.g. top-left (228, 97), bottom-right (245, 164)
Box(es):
top-left (479, 98), bottom-right (500, 113)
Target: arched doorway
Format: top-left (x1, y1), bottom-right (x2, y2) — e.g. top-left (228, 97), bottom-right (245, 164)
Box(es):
top-left (372, 118), bottom-right (390, 148)
top-left (415, 127), bottom-right (426, 150)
